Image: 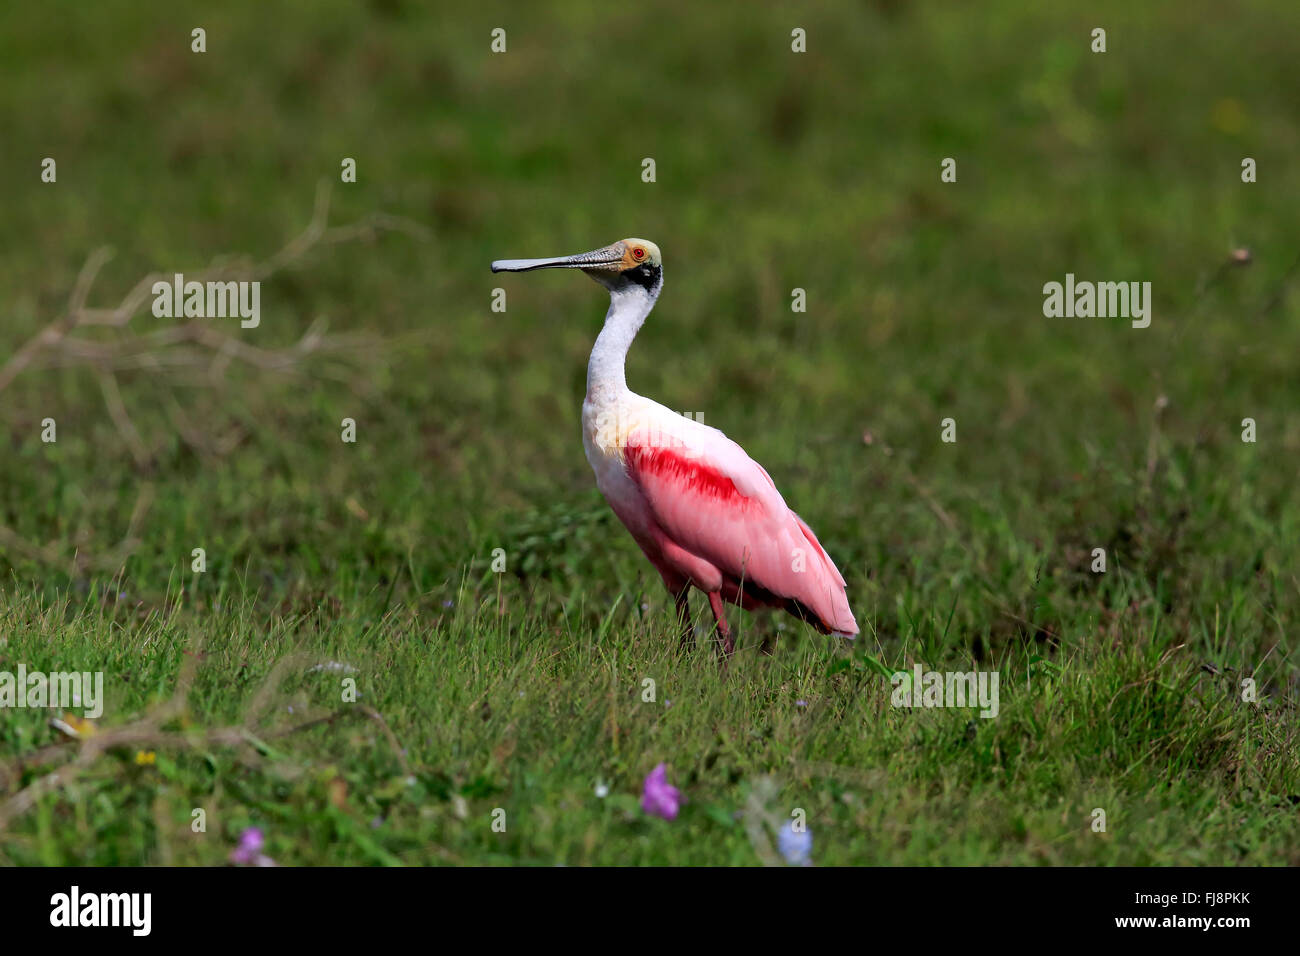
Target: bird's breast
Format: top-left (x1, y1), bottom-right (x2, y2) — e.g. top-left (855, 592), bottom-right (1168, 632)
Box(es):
top-left (583, 392), bottom-right (640, 460)
top-left (581, 393), bottom-right (666, 512)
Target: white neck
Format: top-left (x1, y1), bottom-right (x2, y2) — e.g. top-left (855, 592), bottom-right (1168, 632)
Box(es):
top-left (586, 285), bottom-right (656, 400)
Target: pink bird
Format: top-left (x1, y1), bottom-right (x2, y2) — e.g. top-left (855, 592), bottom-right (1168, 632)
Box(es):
top-left (492, 238), bottom-right (857, 656)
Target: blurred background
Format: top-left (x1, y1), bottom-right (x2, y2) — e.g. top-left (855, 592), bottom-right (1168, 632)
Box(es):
top-left (1, 0), bottom-right (1297, 653)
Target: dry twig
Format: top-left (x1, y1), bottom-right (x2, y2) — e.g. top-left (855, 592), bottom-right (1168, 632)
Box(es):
top-left (0, 645), bottom-right (409, 830)
top-left (0, 182), bottom-right (427, 570)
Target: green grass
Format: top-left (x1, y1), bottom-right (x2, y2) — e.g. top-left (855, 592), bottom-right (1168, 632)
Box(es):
top-left (1, 0), bottom-right (1297, 865)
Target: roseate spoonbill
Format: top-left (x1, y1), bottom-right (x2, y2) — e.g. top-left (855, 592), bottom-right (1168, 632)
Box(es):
top-left (491, 238), bottom-right (857, 656)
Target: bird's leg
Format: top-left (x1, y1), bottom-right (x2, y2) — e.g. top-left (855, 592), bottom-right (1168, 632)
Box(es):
top-left (707, 591), bottom-right (734, 659)
top-left (674, 587), bottom-right (694, 652)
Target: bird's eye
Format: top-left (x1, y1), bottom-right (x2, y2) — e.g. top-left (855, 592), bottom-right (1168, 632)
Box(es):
top-left (632, 247), bottom-right (646, 261)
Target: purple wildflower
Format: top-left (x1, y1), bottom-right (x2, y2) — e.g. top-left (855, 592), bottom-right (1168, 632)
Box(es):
top-left (778, 820), bottom-right (813, 866)
top-left (641, 763), bottom-right (682, 820)
top-left (229, 827), bottom-right (275, 866)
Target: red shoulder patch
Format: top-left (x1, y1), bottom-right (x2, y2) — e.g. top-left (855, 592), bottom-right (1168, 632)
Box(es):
top-left (624, 444), bottom-right (749, 506)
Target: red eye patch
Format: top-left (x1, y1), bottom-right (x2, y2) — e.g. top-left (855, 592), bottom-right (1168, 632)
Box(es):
top-left (632, 247), bottom-right (646, 260)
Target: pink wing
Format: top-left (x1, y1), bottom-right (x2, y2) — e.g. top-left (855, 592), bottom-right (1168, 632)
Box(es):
top-left (624, 426), bottom-right (857, 636)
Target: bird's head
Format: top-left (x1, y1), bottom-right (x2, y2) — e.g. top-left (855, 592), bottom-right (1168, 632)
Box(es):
top-left (492, 238), bottom-right (663, 296)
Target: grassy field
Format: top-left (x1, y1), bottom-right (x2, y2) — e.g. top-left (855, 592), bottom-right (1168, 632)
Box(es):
top-left (1, 0), bottom-right (1297, 865)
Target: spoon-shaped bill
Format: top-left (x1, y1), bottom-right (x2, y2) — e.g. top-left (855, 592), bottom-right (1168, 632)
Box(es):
top-left (491, 243), bottom-right (625, 273)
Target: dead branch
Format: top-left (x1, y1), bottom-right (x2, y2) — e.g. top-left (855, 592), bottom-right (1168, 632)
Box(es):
top-left (0, 181), bottom-right (425, 570)
top-left (0, 482), bottom-right (154, 576)
top-left (0, 641), bottom-right (409, 830)
top-left (0, 180), bottom-right (427, 390)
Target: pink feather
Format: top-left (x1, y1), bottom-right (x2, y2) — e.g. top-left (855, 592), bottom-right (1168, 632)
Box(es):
top-left (620, 428), bottom-right (858, 637)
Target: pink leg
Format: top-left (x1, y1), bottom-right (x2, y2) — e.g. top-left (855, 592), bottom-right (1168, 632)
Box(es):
top-left (707, 591), bottom-right (734, 659)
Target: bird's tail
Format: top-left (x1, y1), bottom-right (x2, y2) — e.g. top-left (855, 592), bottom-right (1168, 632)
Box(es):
top-left (791, 512), bottom-right (858, 638)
